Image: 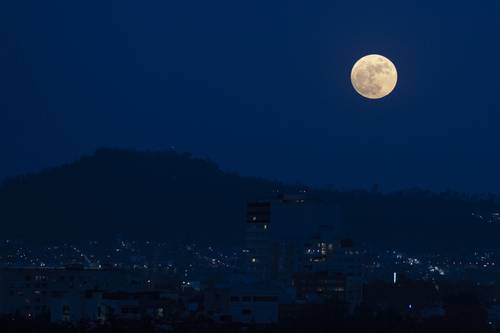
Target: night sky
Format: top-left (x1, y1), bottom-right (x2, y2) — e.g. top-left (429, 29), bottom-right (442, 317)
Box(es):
top-left (1, 1), bottom-right (498, 192)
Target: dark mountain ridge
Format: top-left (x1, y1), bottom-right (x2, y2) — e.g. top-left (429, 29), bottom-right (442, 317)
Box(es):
top-left (1, 148), bottom-right (499, 251)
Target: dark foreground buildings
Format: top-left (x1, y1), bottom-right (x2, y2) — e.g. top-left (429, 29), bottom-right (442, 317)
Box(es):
top-left (2, 195), bottom-right (500, 332)
top-left (203, 194), bottom-right (363, 323)
top-left (0, 194), bottom-right (364, 326)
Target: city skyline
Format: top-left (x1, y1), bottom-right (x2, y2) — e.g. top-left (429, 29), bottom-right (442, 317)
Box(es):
top-left (1, 1), bottom-right (499, 331)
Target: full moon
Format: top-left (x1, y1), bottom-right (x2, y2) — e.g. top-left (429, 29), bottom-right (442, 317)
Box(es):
top-left (351, 54), bottom-right (397, 99)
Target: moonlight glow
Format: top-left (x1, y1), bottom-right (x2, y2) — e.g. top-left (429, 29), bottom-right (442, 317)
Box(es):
top-left (351, 54), bottom-right (397, 99)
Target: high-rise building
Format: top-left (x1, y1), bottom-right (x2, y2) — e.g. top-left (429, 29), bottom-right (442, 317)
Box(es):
top-left (295, 239), bottom-right (363, 308)
top-left (245, 194), bottom-right (340, 281)
top-left (244, 194), bottom-right (363, 309)
top-left (245, 201), bottom-right (272, 280)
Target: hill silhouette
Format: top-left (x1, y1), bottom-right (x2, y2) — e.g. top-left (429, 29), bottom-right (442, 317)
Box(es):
top-left (1, 148), bottom-right (499, 251)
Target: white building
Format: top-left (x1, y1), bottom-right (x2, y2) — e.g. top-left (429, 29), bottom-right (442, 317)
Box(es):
top-left (0, 265), bottom-right (154, 317)
top-left (205, 282), bottom-right (292, 324)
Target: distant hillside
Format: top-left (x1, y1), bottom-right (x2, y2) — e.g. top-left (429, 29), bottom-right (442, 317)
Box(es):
top-left (1, 148), bottom-right (499, 251)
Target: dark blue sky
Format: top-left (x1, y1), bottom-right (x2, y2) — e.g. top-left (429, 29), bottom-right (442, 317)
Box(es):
top-left (1, 1), bottom-right (498, 192)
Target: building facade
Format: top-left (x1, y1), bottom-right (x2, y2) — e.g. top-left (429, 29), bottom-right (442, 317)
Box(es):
top-left (245, 194), bottom-right (363, 309)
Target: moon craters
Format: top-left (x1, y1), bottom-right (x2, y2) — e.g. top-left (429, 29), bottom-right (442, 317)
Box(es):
top-left (351, 54), bottom-right (397, 99)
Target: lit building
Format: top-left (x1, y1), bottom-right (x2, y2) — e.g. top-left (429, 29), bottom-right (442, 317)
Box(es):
top-left (245, 194), bottom-right (363, 309)
top-left (294, 239), bottom-right (363, 308)
top-left (245, 194), bottom-right (340, 282)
